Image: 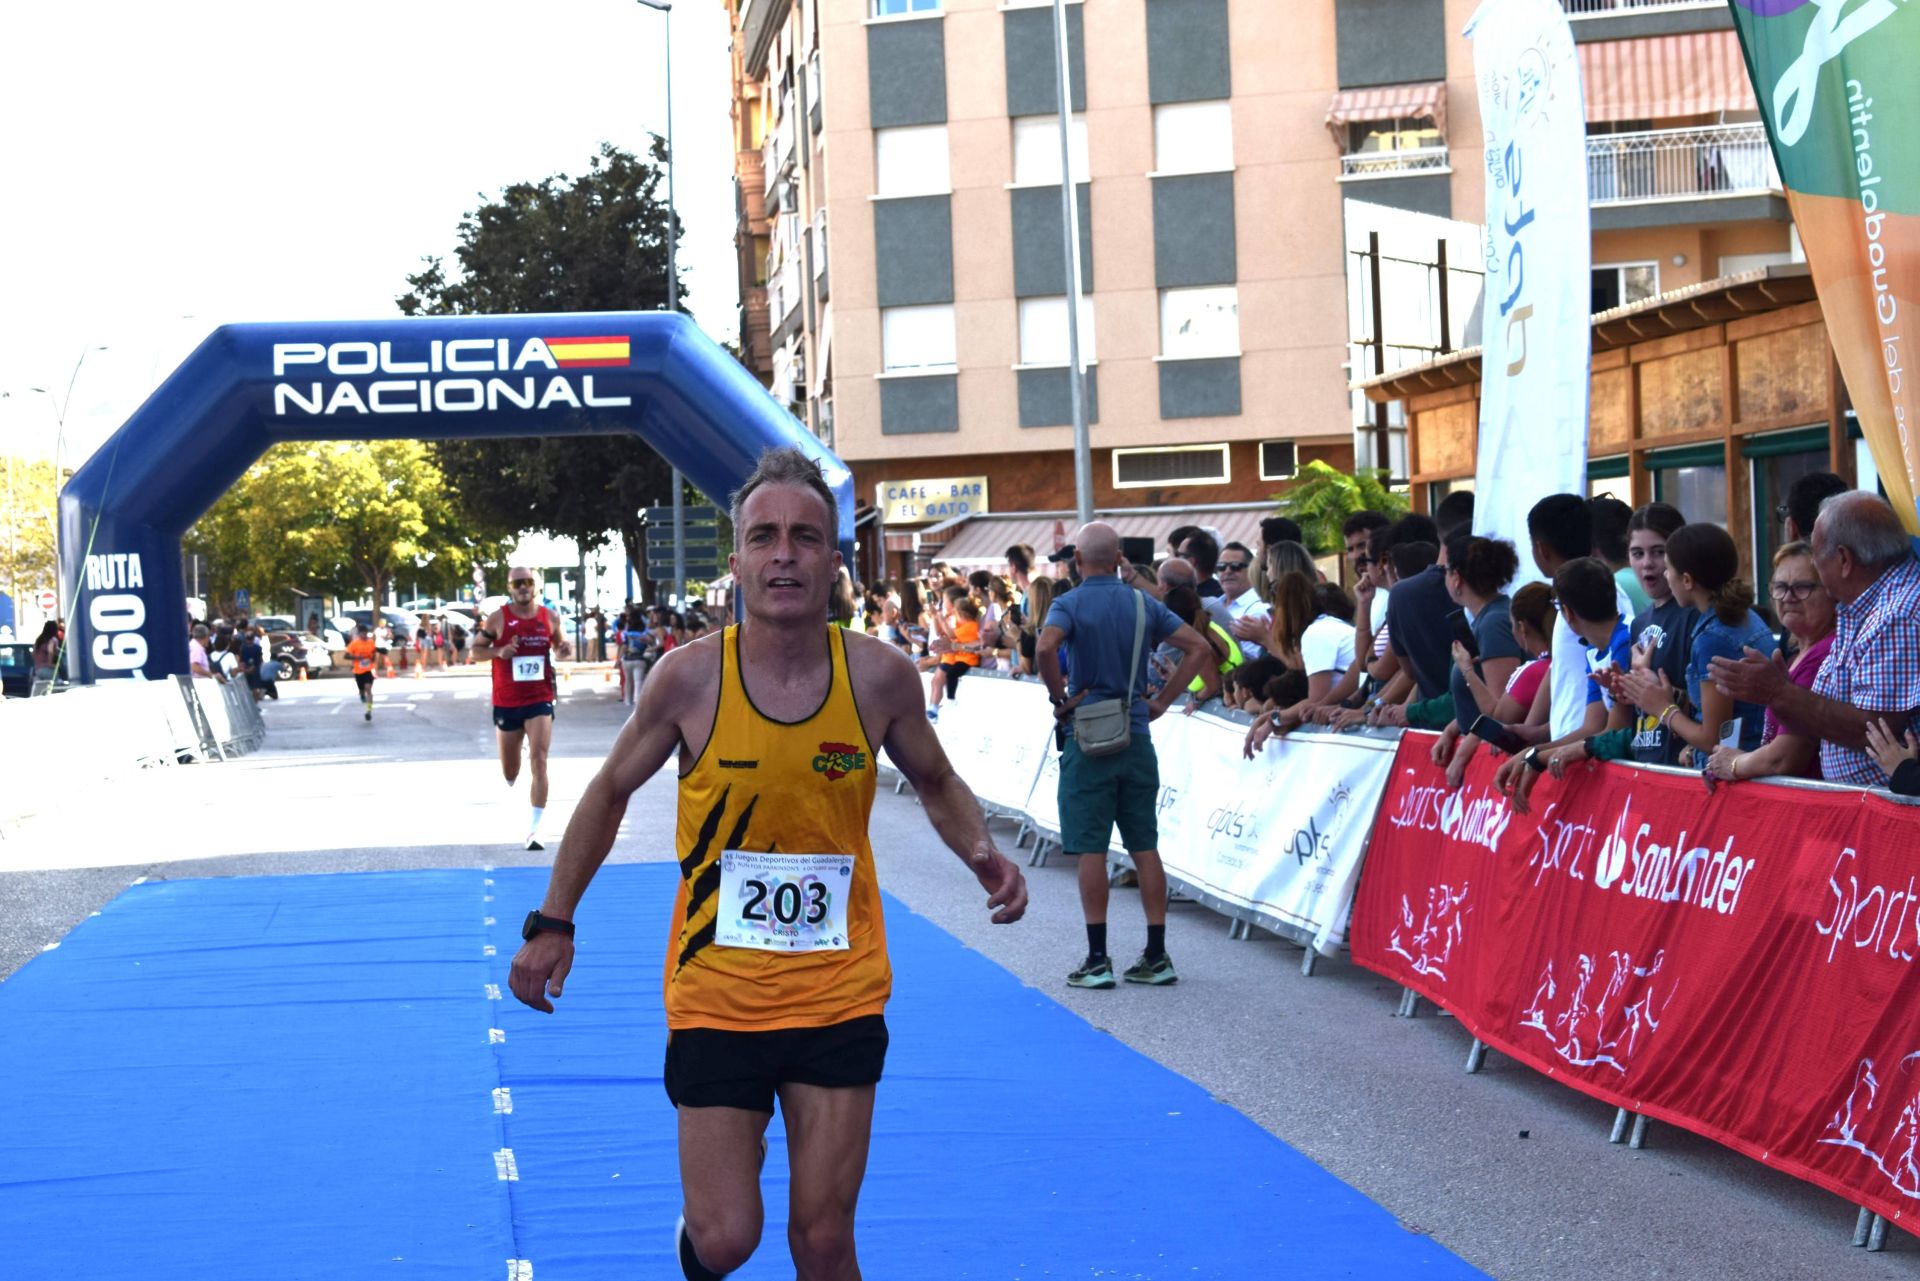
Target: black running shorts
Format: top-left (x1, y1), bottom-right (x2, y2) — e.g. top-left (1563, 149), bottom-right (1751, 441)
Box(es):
top-left (353, 672), bottom-right (374, 695)
top-left (664, 1015), bottom-right (889, 1113)
top-left (492, 702), bottom-right (555, 733)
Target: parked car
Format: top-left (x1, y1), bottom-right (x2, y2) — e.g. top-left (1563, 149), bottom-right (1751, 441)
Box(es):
top-left (340, 608), bottom-right (422, 642)
top-left (266, 630), bottom-right (330, 678)
top-left (0, 642), bottom-right (32, 698)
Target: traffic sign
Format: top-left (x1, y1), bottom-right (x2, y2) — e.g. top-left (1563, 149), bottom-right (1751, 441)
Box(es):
top-left (644, 504), bottom-right (720, 525)
top-left (668, 543), bottom-right (722, 561)
top-left (36, 589), bottom-right (57, 612)
top-left (647, 566), bottom-right (725, 583)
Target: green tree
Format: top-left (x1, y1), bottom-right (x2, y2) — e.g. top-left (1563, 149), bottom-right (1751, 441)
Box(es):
top-left (1272, 461), bottom-right (1409, 557)
top-left (1, 455), bottom-right (59, 617)
top-left (399, 141), bottom-right (691, 591)
top-left (186, 441), bottom-right (505, 615)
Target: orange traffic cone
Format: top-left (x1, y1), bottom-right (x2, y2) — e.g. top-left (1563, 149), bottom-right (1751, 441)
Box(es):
top-left (298, 665), bottom-right (308, 681)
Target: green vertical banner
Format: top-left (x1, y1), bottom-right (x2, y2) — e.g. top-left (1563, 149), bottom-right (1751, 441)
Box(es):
top-left (1729, 1), bottom-right (1920, 527)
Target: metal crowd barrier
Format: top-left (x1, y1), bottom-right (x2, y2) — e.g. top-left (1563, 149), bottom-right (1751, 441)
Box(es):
top-left (0, 676), bottom-right (268, 833)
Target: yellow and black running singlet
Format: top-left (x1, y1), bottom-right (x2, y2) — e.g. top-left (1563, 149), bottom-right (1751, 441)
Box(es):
top-left (664, 624), bottom-right (889, 1031)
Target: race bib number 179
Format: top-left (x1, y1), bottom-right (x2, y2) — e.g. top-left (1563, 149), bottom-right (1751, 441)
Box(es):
top-left (715, 851), bottom-right (854, 952)
top-left (511, 655), bottom-right (545, 682)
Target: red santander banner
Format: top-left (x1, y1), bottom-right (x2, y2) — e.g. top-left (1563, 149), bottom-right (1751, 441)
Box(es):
top-left (1352, 732), bottom-right (1920, 1225)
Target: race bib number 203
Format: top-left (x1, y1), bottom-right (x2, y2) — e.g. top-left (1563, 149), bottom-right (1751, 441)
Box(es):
top-left (715, 851), bottom-right (854, 952)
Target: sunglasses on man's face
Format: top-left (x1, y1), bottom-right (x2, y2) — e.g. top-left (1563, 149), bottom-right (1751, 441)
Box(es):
top-left (510, 578), bottom-right (536, 588)
top-left (1218, 560), bottom-right (1250, 573)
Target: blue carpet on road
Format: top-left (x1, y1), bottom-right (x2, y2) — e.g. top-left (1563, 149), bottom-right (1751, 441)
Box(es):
top-left (0, 864), bottom-right (1484, 1279)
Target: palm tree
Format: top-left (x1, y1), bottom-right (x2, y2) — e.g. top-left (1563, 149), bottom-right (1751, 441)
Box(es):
top-left (1272, 461), bottom-right (1408, 557)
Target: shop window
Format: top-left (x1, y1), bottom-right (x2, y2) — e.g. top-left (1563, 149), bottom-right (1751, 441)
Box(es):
top-left (1649, 445), bottom-right (1727, 530)
top-left (1746, 427), bottom-right (1834, 569)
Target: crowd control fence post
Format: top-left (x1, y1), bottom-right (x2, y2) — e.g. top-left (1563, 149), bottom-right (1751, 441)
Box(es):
top-left (1627, 1113), bottom-right (1650, 1149)
top-left (1301, 947), bottom-right (1318, 978)
top-left (1465, 1039), bottom-right (1489, 1074)
top-left (1853, 1206), bottom-right (1873, 1247)
top-left (1869, 1215), bottom-right (1889, 1252)
top-left (1609, 1108), bottom-right (1633, 1144)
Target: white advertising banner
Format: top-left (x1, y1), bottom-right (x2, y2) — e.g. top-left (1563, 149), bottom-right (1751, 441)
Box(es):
top-left (906, 675), bottom-right (1402, 952)
top-left (926, 672), bottom-right (1052, 817)
top-left (1465, 0), bottom-right (1590, 563)
top-left (1152, 713), bottom-right (1400, 956)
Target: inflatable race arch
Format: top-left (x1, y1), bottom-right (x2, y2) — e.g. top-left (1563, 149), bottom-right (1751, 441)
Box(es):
top-left (57, 313), bottom-right (853, 685)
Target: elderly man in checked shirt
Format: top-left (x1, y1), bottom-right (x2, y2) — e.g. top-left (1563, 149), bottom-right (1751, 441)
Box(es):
top-left (1711, 491), bottom-right (1920, 787)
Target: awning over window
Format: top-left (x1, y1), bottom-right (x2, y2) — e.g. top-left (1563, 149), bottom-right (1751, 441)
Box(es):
top-left (1325, 81), bottom-right (1447, 148)
top-left (924, 505), bottom-right (1273, 568)
top-left (1579, 30), bottom-right (1756, 123)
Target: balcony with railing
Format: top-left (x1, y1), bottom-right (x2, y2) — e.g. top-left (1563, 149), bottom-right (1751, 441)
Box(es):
top-left (1586, 122), bottom-right (1780, 206)
top-left (1339, 145), bottom-right (1450, 181)
top-left (767, 256), bottom-right (803, 336)
top-left (1562, 0), bottom-right (1722, 14)
top-left (736, 149), bottom-right (767, 229)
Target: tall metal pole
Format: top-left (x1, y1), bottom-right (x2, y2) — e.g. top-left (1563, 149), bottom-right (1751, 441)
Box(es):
top-left (663, 6), bottom-right (686, 606)
top-left (1368, 231), bottom-right (1390, 477)
top-left (1052, 0), bottom-right (1092, 528)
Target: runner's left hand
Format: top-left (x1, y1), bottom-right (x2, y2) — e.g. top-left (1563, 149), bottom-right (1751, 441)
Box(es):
top-left (969, 841), bottom-right (1028, 924)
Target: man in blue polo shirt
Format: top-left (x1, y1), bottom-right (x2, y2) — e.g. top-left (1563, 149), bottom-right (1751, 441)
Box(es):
top-left (1037, 522), bottom-right (1212, 990)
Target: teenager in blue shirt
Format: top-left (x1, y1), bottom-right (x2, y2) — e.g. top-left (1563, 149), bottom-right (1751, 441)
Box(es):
top-left (1493, 557), bottom-right (1636, 813)
top-left (1618, 522), bottom-right (1774, 761)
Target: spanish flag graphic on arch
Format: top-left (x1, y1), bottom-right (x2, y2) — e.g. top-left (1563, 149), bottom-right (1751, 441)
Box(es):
top-left (543, 334), bottom-right (632, 368)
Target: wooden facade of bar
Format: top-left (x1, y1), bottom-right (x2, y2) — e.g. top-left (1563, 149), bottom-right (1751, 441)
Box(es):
top-left (1356, 265), bottom-right (1849, 577)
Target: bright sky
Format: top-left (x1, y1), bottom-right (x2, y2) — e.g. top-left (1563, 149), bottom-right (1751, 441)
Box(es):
top-left (0, 0), bottom-right (740, 470)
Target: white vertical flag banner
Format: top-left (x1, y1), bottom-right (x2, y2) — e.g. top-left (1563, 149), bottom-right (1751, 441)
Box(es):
top-left (1466, 0), bottom-right (1590, 561)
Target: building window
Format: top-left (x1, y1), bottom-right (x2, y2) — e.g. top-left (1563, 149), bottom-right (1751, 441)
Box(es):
top-left (875, 125), bottom-right (950, 197)
top-left (1258, 441), bottom-right (1297, 482)
top-left (1340, 116), bottom-right (1448, 178)
top-left (1348, 117), bottom-right (1443, 156)
top-left (881, 304), bottom-right (957, 372)
top-left (1017, 295), bottom-right (1097, 366)
top-left (1113, 443), bottom-right (1231, 489)
top-left (872, 0), bottom-right (940, 15)
top-left (1746, 427), bottom-right (1832, 571)
top-left (1650, 446), bottom-right (1728, 530)
top-left (1159, 286), bottom-right (1239, 358)
top-left (1011, 114), bottom-right (1089, 186)
top-left (1153, 100), bottom-right (1233, 175)
top-left (1592, 262), bottom-right (1658, 313)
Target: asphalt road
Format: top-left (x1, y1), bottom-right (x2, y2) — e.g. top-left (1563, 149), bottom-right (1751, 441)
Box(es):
top-left (3, 665), bottom-right (1914, 1280)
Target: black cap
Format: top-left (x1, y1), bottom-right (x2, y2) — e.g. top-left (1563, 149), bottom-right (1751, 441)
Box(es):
top-left (1047, 544), bottom-right (1076, 564)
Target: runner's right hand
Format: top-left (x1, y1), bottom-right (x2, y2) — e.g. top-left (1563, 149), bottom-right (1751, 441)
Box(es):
top-left (509, 933), bottom-right (573, 1013)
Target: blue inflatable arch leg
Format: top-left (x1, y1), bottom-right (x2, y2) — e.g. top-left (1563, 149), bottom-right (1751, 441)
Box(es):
top-left (57, 313), bottom-right (853, 684)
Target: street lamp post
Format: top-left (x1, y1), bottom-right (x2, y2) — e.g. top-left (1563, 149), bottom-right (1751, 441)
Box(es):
top-left (1051, 0), bottom-right (1092, 528)
top-left (27, 345), bottom-right (107, 626)
top-left (636, 0), bottom-right (686, 608)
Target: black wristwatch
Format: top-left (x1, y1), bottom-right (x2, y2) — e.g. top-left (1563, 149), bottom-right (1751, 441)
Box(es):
top-left (522, 910), bottom-right (575, 941)
top-left (1523, 746), bottom-right (1548, 773)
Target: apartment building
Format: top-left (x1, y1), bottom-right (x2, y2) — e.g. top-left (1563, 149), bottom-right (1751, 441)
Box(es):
top-left (1343, 0), bottom-right (1837, 579)
top-left (725, 0), bottom-right (1358, 580)
top-left (723, 0), bottom-right (1802, 579)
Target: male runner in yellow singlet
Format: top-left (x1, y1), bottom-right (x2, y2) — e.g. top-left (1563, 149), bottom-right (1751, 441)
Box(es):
top-left (508, 447), bottom-right (1028, 1281)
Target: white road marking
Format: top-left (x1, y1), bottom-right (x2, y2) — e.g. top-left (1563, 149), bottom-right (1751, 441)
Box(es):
top-left (508, 1261), bottom-right (533, 1281)
top-left (485, 984), bottom-right (501, 1000)
top-left (489, 1028), bottom-right (506, 1044)
top-left (482, 944), bottom-right (496, 957)
top-left (484, 916), bottom-right (496, 927)
top-left (408, 693), bottom-right (432, 702)
top-left (39, 942), bottom-right (59, 953)
top-left (494, 1149), bottom-right (519, 1181)
top-left (493, 1087), bottom-right (513, 1114)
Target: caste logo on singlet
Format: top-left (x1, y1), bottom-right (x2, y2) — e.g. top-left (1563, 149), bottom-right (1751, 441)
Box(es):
top-left (812, 741), bottom-right (868, 781)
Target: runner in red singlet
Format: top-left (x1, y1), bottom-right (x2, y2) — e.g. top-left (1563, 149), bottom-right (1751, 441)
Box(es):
top-left (472, 566), bottom-right (573, 850)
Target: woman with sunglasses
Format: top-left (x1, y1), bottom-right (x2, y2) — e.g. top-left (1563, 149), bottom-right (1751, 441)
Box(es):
top-left (1704, 541), bottom-right (1835, 782)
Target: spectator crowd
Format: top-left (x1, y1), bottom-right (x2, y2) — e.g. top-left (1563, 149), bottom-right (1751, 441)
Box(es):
top-left (858, 473), bottom-right (1920, 808)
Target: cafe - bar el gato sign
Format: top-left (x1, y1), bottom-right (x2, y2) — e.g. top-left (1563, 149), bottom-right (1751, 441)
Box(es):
top-left (876, 476), bottom-right (989, 524)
